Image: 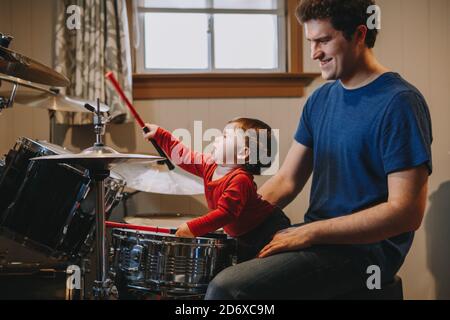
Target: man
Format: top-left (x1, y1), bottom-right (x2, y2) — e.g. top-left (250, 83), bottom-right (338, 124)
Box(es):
top-left (205, 0), bottom-right (432, 300)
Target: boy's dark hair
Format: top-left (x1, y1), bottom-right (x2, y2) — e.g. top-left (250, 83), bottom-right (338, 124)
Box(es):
top-left (228, 118), bottom-right (276, 175)
top-left (296, 0), bottom-right (378, 48)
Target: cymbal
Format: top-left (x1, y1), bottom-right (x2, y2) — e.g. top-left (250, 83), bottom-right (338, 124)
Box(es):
top-left (12, 93), bottom-right (109, 113)
top-left (113, 162), bottom-right (205, 195)
top-left (0, 74), bottom-right (54, 93)
top-left (30, 146), bottom-right (165, 169)
top-left (0, 75), bottom-right (109, 113)
top-left (0, 46), bottom-right (70, 87)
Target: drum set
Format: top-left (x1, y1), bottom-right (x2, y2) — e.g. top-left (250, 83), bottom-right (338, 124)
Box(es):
top-left (0, 33), bottom-right (236, 300)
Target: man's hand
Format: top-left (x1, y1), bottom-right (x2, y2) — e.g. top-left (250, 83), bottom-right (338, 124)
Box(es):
top-left (258, 224), bottom-right (316, 258)
top-left (175, 223), bottom-right (195, 238)
top-left (142, 123), bottom-right (159, 140)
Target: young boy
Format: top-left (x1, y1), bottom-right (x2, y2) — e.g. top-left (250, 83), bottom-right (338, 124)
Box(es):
top-left (143, 118), bottom-right (291, 262)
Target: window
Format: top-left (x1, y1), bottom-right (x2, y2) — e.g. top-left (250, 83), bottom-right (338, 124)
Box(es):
top-left (136, 0), bottom-right (286, 73)
top-left (129, 0), bottom-right (319, 99)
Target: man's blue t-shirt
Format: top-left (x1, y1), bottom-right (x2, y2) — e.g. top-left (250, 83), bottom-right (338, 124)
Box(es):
top-left (295, 72), bottom-right (433, 275)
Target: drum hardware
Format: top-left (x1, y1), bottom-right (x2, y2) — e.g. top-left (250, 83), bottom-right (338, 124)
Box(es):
top-left (30, 100), bottom-right (164, 300)
top-left (120, 190), bottom-right (140, 217)
top-left (0, 157), bottom-right (5, 180)
top-left (0, 80), bottom-right (18, 111)
top-left (0, 74), bottom-right (56, 113)
top-left (0, 33), bottom-right (13, 48)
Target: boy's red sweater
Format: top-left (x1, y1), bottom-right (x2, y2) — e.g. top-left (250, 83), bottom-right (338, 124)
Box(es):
top-left (153, 127), bottom-right (275, 237)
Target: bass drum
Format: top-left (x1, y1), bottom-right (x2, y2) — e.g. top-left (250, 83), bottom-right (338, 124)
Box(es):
top-left (0, 137), bottom-right (125, 260)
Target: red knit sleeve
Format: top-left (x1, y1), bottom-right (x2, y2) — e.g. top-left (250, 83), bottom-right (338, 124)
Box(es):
top-left (152, 127), bottom-right (211, 178)
top-left (187, 174), bottom-right (253, 236)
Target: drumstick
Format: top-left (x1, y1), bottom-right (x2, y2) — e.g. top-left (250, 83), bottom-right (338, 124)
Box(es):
top-left (105, 71), bottom-right (175, 171)
top-left (105, 221), bottom-right (175, 235)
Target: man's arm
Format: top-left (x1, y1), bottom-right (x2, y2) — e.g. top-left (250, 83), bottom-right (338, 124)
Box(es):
top-left (259, 164), bottom-right (429, 257)
top-left (259, 141), bottom-right (313, 209)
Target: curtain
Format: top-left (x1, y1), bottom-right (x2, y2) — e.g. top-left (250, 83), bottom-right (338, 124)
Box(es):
top-left (54, 0), bottom-right (132, 125)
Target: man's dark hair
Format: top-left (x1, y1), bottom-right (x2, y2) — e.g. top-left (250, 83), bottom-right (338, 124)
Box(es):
top-left (296, 0), bottom-right (378, 48)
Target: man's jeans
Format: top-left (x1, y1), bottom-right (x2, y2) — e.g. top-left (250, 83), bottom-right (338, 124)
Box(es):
top-left (205, 227), bottom-right (399, 300)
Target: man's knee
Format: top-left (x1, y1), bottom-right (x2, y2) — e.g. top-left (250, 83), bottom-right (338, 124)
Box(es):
top-left (205, 268), bottom-right (240, 300)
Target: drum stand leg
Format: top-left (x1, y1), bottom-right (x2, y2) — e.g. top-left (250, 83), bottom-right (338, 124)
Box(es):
top-left (48, 110), bottom-right (55, 144)
top-left (91, 169), bottom-right (118, 300)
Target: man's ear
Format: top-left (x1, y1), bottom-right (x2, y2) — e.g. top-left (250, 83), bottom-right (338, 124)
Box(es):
top-left (355, 25), bottom-right (368, 46)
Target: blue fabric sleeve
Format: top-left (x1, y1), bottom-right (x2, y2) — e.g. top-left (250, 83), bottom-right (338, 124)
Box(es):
top-left (380, 91), bottom-right (433, 175)
top-left (294, 98), bottom-right (314, 148)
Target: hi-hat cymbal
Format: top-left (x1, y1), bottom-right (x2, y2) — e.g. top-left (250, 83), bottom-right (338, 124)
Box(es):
top-left (30, 146), bottom-right (165, 169)
top-left (113, 162), bottom-right (205, 195)
top-left (12, 92), bottom-right (109, 113)
top-left (0, 46), bottom-right (70, 87)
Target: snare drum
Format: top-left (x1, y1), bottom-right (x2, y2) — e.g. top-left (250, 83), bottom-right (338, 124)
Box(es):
top-left (0, 137), bottom-right (125, 259)
top-left (110, 228), bottom-right (236, 298)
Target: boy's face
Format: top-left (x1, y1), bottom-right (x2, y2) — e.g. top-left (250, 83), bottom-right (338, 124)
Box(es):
top-left (211, 123), bottom-right (248, 166)
top-left (304, 19), bottom-right (360, 81)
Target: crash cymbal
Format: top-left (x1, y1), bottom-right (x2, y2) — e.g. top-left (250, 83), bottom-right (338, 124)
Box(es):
top-left (113, 162), bottom-right (205, 195)
top-left (0, 46), bottom-right (70, 87)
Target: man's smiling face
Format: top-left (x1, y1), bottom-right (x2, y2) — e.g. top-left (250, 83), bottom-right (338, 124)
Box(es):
top-left (305, 19), bottom-right (359, 81)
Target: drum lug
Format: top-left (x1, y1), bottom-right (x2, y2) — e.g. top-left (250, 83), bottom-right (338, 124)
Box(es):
top-left (126, 244), bottom-right (144, 272)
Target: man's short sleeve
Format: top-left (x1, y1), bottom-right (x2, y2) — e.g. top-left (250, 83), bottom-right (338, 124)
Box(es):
top-left (294, 98), bottom-right (314, 148)
top-left (381, 91), bottom-right (433, 175)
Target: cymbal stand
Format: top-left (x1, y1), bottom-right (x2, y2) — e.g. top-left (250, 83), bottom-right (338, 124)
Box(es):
top-left (48, 110), bottom-right (56, 144)
top-left (0, 34), bottom-right (16, 113)
top-left (121, 190), bottom-right (140, 218)
top-left (0, 82), bottom-right (18, 113)
top-left (87, 99), bottom-right (118, 300)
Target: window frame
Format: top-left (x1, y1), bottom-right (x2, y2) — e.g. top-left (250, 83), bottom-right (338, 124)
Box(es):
top-left (136, 2), bottom-right (287, 74)
top-left (128, 0), bottom-right (319, 99)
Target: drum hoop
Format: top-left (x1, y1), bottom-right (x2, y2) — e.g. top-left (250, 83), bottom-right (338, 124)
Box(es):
top-left (16, 137), bottom-right (65, 156)
top-left (111, 228), bottom-right (229, 247)
top-left (145, 280), bottom-right (208, 291)
top-left (0, 227), bottom-right (68, 260)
